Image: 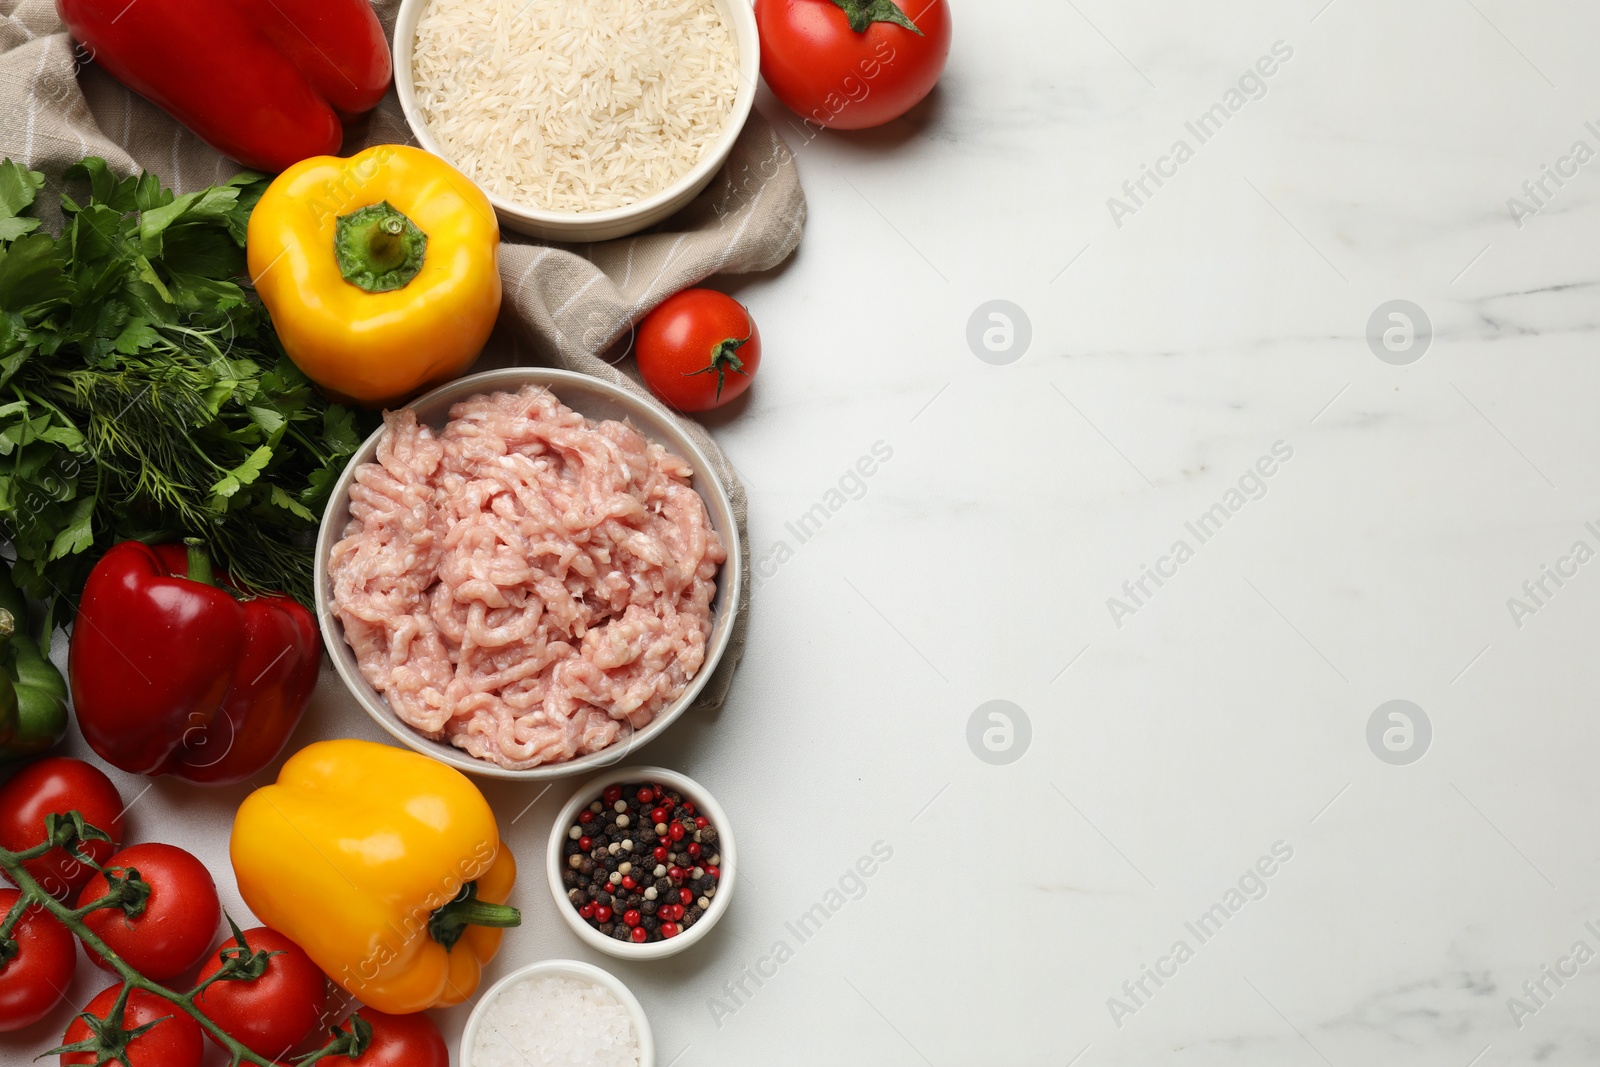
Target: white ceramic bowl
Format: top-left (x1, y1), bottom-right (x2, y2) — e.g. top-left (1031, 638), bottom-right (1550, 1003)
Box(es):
top-left (547, 766), bottom-right (736, 960)
top-left (460, 958), bottom-right (655, 1067)
top-left (393, 0), bottom-right (760, 242)
top-left (314, 368), bottom-right (742, 780)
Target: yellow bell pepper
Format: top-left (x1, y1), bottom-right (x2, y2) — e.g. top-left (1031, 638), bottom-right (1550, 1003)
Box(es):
top-left (247, 144), bottom-right (502, 407)
top-left (229, 739), bottom-right (520, 1015)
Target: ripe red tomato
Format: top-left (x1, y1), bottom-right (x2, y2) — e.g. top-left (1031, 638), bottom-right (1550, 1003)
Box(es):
top-left (756, 0), bottom-right (952, 130)
top-left (636, 289), bottom-right (762, 413)
top-left (60, 985), bottom-right (203, 1067)
top-left (78, 843), bottom-right (220, 982)
top-left (0, 757), bottom-right (124, 901)
top-left (0, 888), bottom-right (76, 1031)
top-left (320, 1008), bottom-right (448, 1067)
top-left (195, 926), bottom-right (327, 1060)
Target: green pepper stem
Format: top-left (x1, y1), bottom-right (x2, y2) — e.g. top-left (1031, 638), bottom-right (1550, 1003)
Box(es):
top-left (335, 201), bottom-right (428, 293)
top-left (367, 216), bottom-right (408, 271)
top-left (183, 538), bottom-right (216, 588)
top-left (428, 881), bottom-right (521, 952)
top-left (0, 812), bottom-right (370, 1067)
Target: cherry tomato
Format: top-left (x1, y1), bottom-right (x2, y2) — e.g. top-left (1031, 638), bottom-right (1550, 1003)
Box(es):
top-left (195, 927), bottom-right (327, 1060)
top-left (636, 289), bottom-right (762, 413)
top-left (60, 985), bottom-right (203, 1067)
top-left (0, 757), bottom-right (124, 901)
top-left (0, 887), bottom-right (76, 1032)
top-left (78, 843), bottom-right (219, 982)
top-left (320, 1008), bottom-right (448, 1067)
top-left (756, 0), bottom-right (952, 130)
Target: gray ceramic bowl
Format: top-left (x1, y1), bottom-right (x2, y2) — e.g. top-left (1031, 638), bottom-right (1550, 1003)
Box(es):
top-left (314, 368), bottom-right (741, 781)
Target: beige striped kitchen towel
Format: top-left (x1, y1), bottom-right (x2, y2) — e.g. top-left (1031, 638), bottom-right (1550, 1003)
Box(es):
top-left (0, 0), bottom-right (807, 713)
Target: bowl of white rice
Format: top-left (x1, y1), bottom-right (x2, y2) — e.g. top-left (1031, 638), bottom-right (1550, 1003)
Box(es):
top-left (396, 0), bottom-right (758, 242)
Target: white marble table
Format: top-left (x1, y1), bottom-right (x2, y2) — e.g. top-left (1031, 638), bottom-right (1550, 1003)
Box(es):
top-left (17, 0), bottom-right (1600, 1064)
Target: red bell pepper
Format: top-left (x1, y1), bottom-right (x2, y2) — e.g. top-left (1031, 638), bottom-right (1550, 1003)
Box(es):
top-left (55, 0), bottom-right (391, 173)
top-left (68, 542), bottom-right (320, 786)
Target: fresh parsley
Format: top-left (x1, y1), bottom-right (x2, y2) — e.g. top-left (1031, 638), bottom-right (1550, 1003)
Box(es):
top-left (0, 157), bottom-right (373, 625)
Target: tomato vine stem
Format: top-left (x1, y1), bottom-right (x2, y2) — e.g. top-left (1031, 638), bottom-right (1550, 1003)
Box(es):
top-left (0, 811), bottom-right (370, 1066)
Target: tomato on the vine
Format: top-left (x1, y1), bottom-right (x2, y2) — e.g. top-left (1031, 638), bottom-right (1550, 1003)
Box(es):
top-left (320, 1008), bottom-right (448, 1067)
top-left (636, 289), bottom-right (762, 413)
top-left (78, 843), bottom-right (220, 982)
top-left (755, 0), bottom-right (952, 130)
top-left (59, 985), bottom-right (203, 1067)
top-left (0, 887), bottom-right (75, 1032)
top-left (195, 926), bottom-right (327, 1060)
top-left (0, 757), bottom-right (124, 901)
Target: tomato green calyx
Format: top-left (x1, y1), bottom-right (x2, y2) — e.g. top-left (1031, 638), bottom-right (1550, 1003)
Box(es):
top-left (43, 809), bottom-right (112, 869)
top-left (47, 984), bottom-right (167, 1064)
top-left (682, 334), bottom-right (753, 401)
top-left (336, 200), bottom-right (428, 293)
top-left (93, 864), bottom-right (154, 920)
top-left (428, 881), bottom-right (523, 952)
top-left (828, 0), bottom-right (924, 34)
top-left (205, 915), bottom-right (282, 986)
top-left (314, 1012), bottom-right (375, 1063)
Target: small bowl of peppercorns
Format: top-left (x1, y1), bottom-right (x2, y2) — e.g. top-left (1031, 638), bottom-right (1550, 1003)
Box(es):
top-left (547, 766), bottom-right (736, 960)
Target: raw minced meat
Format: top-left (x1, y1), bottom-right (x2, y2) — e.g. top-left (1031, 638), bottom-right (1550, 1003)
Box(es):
top-left (328, 386), bottom-right (725, 769)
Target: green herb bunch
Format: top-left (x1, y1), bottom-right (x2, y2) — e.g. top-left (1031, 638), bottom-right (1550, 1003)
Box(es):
top-left (0, 157), bottom-right (371, 624)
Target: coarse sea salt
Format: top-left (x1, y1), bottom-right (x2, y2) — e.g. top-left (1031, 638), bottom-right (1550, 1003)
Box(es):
top-left (471, 974), bottom-right (641, 1067)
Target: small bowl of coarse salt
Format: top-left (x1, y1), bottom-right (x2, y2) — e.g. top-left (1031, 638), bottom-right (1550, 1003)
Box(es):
top-left (462, 959), bottom-right (654, 1067)
top-left (548, 766), bottom-right (737, 960)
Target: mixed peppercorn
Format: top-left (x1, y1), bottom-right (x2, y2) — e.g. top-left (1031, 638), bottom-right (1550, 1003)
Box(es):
top-left (562, 781), bottom-right (722, 944)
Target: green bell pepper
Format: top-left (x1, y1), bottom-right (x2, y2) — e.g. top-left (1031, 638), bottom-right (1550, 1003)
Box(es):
top-left (0, 561), bottom-right (67, 761)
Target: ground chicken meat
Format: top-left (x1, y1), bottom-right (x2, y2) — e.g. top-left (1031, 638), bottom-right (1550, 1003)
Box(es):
top-left (329, 386), bottom-right (725, 769)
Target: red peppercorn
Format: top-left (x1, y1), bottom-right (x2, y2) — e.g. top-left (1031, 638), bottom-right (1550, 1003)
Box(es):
top-left (621, 876), bottom-right (637, 890)
top-left (668, 866), bottom-right (685, 882)
top-left (683, 801), bottom-right (696, 815)
top-left (631, 925), bottom-right (648, 943)
top-left (679, 888), bottom-right (694, 906)
top-left (578, 810), bottom-right (593, 824)
top-left (579, 902), bottom-right (596, 919)
top-left (637, 787), bottom-right (655, 805)
top-left (653, 846), bottom-right (668, 862)
top-left (623, 909), bottom-right (641, 927)
top-left (705, 866), bottom-right (720, 880)
top-left (579, 836), bottom-right (593, 851)
top-left (603, 785), bottom-right (622, 804)
top-left (687, 843), bottom-right (701, 860)
top-left (660, 921), bottom-right (680, 938)
top-left (669, 823), bottom-right (686, 842)
top-left (694, 816), bottom-right (708, 829)
top-left (595, 905), bottom-right (613, 923)
top-left (650, 807), bottom-right (668, 825)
